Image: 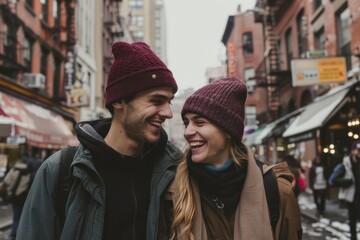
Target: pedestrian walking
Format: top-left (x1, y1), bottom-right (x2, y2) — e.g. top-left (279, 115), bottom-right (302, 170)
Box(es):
top-left (16, 41), bottom-right (181, 240)
top-left (332, 141), bottom-right (360, 240)
top-left (309, 156), bottom-right (327, 216)
top-left (158, 78), bottom-right (302, 240)
top-left (285, 154), bottom-right (306, 198)
top-left (1, 158), bottom-right (31, 240)
top-left (25, 149), bottom-right (43, 180)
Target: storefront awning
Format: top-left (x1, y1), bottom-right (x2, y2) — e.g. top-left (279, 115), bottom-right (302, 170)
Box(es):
top-left (243, 124), bottom-right (275, 146)
top-left (243, 108), bottom-right (304, 146)
top-left (283, 80), bottom-right (357, 139)
top-left (0, 92), bottom-right (78, 149)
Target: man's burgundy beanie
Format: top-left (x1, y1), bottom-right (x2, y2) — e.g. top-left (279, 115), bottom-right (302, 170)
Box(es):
top-left (181, 77), bottom-right (247, 143)
top-left (105, 41), bottom-right (178, 108)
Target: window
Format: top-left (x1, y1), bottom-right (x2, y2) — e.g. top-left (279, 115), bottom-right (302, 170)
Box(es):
top-left (155, 28), bottom-right (161, 38)
top-left (132, 15), bottom-right (144, 27)
top-left (245, 106), bottom-right (257, 126)
top-left (53, 0), bottom-right (59, 27)
top-left (313, 0), bottom-right (323, 12)
top-left (285, 28), bottom-right (292, 69)
top-left (242, 32), bottom-right (253, 55)
top-left (133, 31), bottom-right (144, 42)
top-left (23, 37), bottom-right (33, 71)
top-left (129, 0), bottom-right (143, 9)
top-left (40, 0), bottom-right (48, 22)
top-left (314, 27), bottom-right (325, 50)
top-left (336, 6), bottom-right (351, 71)
top-left (4, 32), bottom-right (16, 61)
top-left (296, 10), bottom-right (306, 57)
top-left (244, 68), bottom-right (255, 93)
top-left (26, 0), bottom-right (33, 9)
top-left (53, 57), bottom-right (61, 99)
top-left (40, 47), bottom-right (48, 77)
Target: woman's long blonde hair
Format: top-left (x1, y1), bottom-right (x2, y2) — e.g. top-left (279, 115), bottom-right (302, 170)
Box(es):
top-left (170, 141), bottom-right (248, 239)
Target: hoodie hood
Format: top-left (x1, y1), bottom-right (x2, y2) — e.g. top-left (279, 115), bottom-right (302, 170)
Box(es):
top-left (75, 118), bottom-right (168, 160)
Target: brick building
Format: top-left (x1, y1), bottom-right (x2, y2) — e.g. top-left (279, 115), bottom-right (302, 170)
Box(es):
top-left (222, 0), bottom-right (360, 165)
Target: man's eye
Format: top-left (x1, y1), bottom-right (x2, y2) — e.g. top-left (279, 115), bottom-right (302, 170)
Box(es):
top-left (152, 100), bottom-right (162, 105)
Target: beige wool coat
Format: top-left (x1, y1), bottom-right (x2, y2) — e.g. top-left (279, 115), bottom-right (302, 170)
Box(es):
top-left (161, 149), bottom-right (302, 240)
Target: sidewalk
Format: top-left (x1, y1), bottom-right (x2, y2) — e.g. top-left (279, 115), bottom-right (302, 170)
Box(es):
top-left (298, 189), bottom-right (348, 223)
top-left (0, 200), bottom-right (12, 231)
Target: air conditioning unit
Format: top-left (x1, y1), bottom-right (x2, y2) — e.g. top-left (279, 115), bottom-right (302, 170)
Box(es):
top-left (22, 73), bottom-right (46, 89)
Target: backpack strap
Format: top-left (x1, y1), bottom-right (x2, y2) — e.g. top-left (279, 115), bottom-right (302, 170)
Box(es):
top-left (56, 146), bottom-right (77, 228)
top-left (256, 160), bottom-right (280, 233)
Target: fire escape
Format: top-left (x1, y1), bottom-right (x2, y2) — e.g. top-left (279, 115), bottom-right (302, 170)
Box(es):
top-left (254, 0), bottom-right (294, 121)
top-left (0, 0), bottom-right (25, 79)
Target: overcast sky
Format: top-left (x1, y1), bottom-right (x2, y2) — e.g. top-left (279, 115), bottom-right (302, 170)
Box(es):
top-left (164, 1), bottom-right (256, 92)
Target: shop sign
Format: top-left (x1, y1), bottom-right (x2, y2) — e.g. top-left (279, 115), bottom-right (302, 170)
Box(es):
top-left (66, 70), bottom-right (90, 107)
top-left (66, 82), bottom-right (89, 107)
top-left (287, 132), bottom-right (314, 143)
top-left (6, 135), bottom-right (26, 144)
top-left (291, 57), bottom-right (347, 86)
top-left (227, 42), bottom-right (237, 77)
top-left (306, 50), bottom-right (327, 58)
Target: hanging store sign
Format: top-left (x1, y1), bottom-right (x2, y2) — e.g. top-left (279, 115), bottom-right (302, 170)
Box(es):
top-left (66, 80), bottom-right (90, 107)
top-left (291, 57), bottom-right (347, 87)
top-left (227, 42), bottom-right (237, 77)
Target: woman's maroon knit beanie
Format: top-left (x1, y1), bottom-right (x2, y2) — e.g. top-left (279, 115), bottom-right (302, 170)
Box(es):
top-left (181, 77), bottom-right (247, 143)
top-left (105, 41), bottom-right (178, 108)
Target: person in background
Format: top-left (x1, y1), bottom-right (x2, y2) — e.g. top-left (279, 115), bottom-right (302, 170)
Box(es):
top-left (285, 155), bottom-right (306, 198)
top-left (17, 41), bottom-right (181, 240)
top-left (158, 78), bottom-right (302, 240)
top-left (2, 158), bottom-right (31, 240)
top-left (26, 149), bottom-right (43, 180)
top-left (333, 141), bottom-right (360, 240)
top-left (309, 156), bottom-right (327, 216)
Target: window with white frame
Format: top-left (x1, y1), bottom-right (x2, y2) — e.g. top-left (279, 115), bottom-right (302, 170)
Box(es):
top-left (245, 106), bottom-right (257, 126)
top-left (244, 68), bottom-right (255, 93)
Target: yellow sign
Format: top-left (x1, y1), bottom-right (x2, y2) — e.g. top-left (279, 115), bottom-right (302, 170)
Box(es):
top-left (291, 57), bottom-right (347, 87)
top-left (318, 58), bottom-right (346, 82)
top-left (66, 80), bottom-right (89, 107)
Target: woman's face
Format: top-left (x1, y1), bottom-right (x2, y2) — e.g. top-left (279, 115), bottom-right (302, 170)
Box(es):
top-left (183, 113), bottom-right (231, 167)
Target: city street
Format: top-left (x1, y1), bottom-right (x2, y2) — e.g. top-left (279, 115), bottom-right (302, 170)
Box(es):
top-left (299, 191), bottom-right (358, 240)
top-left (0, 190), bottom-right (359, 240)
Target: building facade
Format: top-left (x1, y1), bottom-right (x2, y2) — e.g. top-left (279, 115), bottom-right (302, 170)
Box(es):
top-left (0, 0), bottom-right (78, 162)
top-left (222, 0), bottom-right (360, 167)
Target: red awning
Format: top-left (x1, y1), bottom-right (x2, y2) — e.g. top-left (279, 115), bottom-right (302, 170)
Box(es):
top-left (0, 92), bottom-right (78, 149)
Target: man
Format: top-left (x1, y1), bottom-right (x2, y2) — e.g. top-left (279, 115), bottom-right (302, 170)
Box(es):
top-left (17, 42), bottom-right (181, 240)
top-left (333, 141), bottom-right (360, 240)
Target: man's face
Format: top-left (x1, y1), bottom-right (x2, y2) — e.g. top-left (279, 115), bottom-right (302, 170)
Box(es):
top-left (119, 87), bottom-right (174, 144)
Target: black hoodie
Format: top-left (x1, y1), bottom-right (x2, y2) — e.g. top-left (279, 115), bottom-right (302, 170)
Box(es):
top-left (75, 118), bottom-right (167, 240)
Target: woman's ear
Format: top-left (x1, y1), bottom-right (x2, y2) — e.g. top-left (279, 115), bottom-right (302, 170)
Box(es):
top-left (112, 101), bottom-right (124, 110)
top-left (226, 132), bottom-right (231, 140)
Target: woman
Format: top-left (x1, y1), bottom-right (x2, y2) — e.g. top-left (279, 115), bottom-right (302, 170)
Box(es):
top-left (309, 156), bottom-right (327, 216)
top-left (158, 77), bottom-right (302, 240)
